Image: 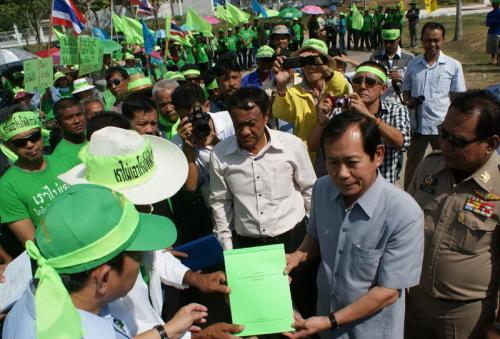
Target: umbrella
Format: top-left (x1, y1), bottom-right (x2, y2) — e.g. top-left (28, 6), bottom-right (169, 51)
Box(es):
top-left (279, 7), bottom-right (303, 19)
top-left (99, 39), bottom-right (123, 54)
top-left (259, 9), bottom-right (279, 18)
top-left (301, 5), bottom-right (324, 15)
top-left (0, 48), bottom-right (37, 73)
top-left (36, 48), bottom-right (60, 65)
top-left (204, 16), bottom-right (220, 24)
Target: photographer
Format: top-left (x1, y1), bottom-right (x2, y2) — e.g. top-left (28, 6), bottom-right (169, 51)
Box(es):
top-left (272, 38), bottom-right (350, 162)
top-left (171, 83), bottom-right (234, 201)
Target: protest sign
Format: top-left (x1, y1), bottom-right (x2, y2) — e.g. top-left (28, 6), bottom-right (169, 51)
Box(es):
top-left (59, 34), bottom-right (78, 65)
top-left (78, 36), bottom-right (104, 75)
top-left (23, 58), bottom-right (54, 93)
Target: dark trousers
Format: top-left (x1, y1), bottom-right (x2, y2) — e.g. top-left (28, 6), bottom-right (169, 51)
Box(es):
top-left (338, 31), bottom-right (346, 53)
top-left (374, 29), bottom-right (382, 47)
top-left (347, 28), bottom-right (354, 49)
top-left (360, 31), bottom-right (372, 50)
top-left (409, 23), bottom-right (418, 47)
top-left (234, 218), bottom-right (319, 319)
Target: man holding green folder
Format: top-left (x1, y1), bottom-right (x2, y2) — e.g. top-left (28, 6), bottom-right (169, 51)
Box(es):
top-left (284, 112), bottom-right (424, 339)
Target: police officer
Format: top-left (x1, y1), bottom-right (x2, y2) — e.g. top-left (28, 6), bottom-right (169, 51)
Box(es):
top-left (405, 90), bottom-right (500, 339)
top-left (406, 0), bottom-right (420, 47)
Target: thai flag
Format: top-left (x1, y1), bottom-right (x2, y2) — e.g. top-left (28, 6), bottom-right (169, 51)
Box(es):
top-left (169, 20), bottom-right (185, 37)
top-left (52, 0), bottom-right (87, 34)
top-left (130, 0), bottom-right (154, 16)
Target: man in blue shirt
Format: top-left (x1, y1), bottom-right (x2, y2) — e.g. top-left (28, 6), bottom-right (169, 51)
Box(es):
top-left (241, 45), bottom-right (275, 95)
top-left (284, 112), bottom-right (424, 339)
top-left (402, 22), bottom-right (466, 189)
top-left (486, 0), bottom-right (500, 65)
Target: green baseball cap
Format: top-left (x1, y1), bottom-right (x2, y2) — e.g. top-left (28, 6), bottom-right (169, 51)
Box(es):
top-left (297, 38), bottom-right (329, 58)
top-left (256, 45), bottom-right (275, 59)
top-left (27, 184), bottom-right (177, 339)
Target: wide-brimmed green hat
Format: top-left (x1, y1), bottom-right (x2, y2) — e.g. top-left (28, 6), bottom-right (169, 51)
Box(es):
top-left (165, 71), bottom-right (186, 81)
top-left (26, 184), bottom-right (177, 339)
top-left (256, 45), bottom-right (275, 59)
top-left (53, 71), bottom-right (68, 84)
top-left (127, 72), bottom-right (153, 92)
top-left (297, 38), bottom-right (329, 58)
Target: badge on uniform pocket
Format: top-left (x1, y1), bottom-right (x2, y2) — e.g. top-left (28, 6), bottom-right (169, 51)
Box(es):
top-left (420, 175), bottom-right (437, 194)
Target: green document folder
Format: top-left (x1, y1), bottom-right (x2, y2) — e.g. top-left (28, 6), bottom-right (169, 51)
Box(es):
top-left (224, 244), bottom-right (294, 337)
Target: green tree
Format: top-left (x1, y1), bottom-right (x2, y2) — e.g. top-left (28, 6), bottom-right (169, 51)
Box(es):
top-left (0, 0), bottom-right (50, 46)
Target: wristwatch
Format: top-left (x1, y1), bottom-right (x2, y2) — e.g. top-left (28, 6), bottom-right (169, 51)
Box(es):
top-left (153, 324), bottom-right (169, 339)
top-left (328, 312), bottom-right (340, 329)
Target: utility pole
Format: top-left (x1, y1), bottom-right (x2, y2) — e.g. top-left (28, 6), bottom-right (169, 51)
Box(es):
top-left (454, 0), bottom-right (463, 40)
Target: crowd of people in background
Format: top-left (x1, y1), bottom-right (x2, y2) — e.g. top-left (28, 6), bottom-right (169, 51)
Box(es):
top-left (0, 1), bottom-right (499, 338)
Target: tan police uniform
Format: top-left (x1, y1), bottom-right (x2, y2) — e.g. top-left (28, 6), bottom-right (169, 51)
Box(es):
top-left (405, 151), bottom-right (500, 339)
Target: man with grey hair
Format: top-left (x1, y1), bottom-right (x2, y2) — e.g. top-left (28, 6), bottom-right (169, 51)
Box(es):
top-left (81, 97), bottom-right (104, 120)
top-left (153, 79), bottom-right (180, 140)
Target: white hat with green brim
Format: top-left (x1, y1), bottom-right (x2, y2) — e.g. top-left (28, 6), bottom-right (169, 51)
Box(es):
top-left (58, 127), bottom-right (188, 205)
top-left (72, 78), bottom-right (95, 95)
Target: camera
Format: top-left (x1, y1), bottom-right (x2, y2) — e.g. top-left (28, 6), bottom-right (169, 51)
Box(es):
top-left (282, 55), bottom-right (328, 69)
top-left (188, 106), bottom-right (211, 139)
top-left (334, 97), bottom-right (348, 108)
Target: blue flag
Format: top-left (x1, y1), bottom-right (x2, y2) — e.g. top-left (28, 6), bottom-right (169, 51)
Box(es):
top-left (141, 20), bottom-right (156, 56)
top-left (92, 27), bottom-right (109, 40)
top-left (252, 0), bottom-right (267, 17)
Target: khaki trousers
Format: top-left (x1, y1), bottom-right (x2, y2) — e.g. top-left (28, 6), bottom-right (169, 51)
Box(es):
top-left (404, 134), bottom-right (441, 190)
top-left (405, 287), bottom-right (497, 339)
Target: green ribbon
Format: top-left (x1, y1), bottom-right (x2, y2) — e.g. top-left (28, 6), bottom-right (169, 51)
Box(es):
top-left (381, 28), bottom-right (400, 40)
top-left (0, 111), bottom-right (41, 141)
top-left (25, 198), bottom-right (139, 339)
top-left (79, 139), bottom-right (157, 190)
top-left (355, 66), bottom-right (388, 84)
top-left (0, 143), bottom-right (18, 162)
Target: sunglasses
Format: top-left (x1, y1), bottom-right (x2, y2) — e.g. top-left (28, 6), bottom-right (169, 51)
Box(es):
top-left (11, 130), bottom-right (42, 148)
top-left (107, 78), bottom-right (123, 87)
top-left (438, 125), bottom-right (482, 148)
top-left (351, 75), bottom-right (382, 87)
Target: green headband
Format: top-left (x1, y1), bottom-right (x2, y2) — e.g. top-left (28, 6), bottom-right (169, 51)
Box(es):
top-left (79, 139), bottom-right (156, 190)
top-left (182, 69), bottom-right (201, 77)
top-left (0, 111), bottom-right (40, 141)
top-left (381, 28), bottom-right (400, 40)
top-left (26, 198), bottom-right (139, 339)
top-left (206, 79), bottom-right (219, 90)
top-left (127, 77), bottom-right (153, 91)
top-left (355, 66), bottom-right (388, 83)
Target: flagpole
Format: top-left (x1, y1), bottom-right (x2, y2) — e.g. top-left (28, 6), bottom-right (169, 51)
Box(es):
top-left (48, 0), bottom-right (55, 52)
top-left (110, 0), bottom-right (114, 40)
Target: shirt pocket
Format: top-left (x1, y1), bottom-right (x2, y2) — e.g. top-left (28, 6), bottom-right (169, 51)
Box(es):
top-left (449, 212), bottom-right (496, 254)
top-left (349, 243), bottom-right (384, 283)
top-left (433, 70), bottom-right (453, 97)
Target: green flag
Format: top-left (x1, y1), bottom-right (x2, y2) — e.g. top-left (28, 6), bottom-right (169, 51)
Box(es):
top-left (226, 3), bottom-right (250, 24)
top-left (112, 13), bottom-right (124, 33)
top-left (216, 4), bottom-right (237, 25)
top-left (185, 7), bottom-right (212, 34)
top-left (53, 28), bottom-right (65, 41)
top-left (122, 16), bottom-right (144, 44)
top-left (351, 4), bottom-right (364, 30)
top-left (165, 15), bottom-right (171, 38)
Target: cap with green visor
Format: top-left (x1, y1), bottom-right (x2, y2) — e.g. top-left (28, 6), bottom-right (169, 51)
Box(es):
top-left (26, 184), bottom-right (177, 339)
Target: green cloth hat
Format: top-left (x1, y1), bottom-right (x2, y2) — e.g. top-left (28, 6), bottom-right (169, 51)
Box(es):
top-left (53, 71), bottom-right (67, 84)
top-left (297, 38), bottom-right (329, 58)
top-left (27, 184), bottom-right (177, 339)
top-left (381, 28), bottom-right (401, 40)
top-left (125, 53), bottom-right (135, 60)
top-left (0, 110), bottom-right (40, 141)
top-left (165, 71), bottom-right (186, 81)
top-left (127, 73), bottom-right (153, 92)
top-left (256, 45), bottom-right (275, 59)
top-left (72, 78), bottom-right (95, 95)
top-left (182, 69), bottom-right (201, 78)
top-left (206, 78), bottom-right (219, 90)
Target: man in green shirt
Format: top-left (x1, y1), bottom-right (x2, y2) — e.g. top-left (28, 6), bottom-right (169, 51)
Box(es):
top-left (0, 109), bottom-right (72, 248)
top-left (51, 98), bottom-right (87, 169)
top-left (225, 28), bottom-right (238, 59)
top-left (239, 22), bottom-right (254, 70)
top-left (234, 26), bottom-right (243, 68)
top-left (361, 9), bottom-right (374, 50)
top-left (215, 29), bottom-right (226, 60)
top-left (374, 6), bottom-right (386, 48)
top-left (194, 34), bottom-right (209, 74)
top-left (394, 4), bottom-right (405, 47)
top-left (291, 17), bottom-right (304, 51)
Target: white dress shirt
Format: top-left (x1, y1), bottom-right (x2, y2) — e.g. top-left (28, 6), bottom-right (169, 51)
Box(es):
top-left (209, 127), bottom-right (317, 250)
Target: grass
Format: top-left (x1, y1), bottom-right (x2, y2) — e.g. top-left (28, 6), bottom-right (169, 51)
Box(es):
top-left (402, 13), bottom-right (499, 88)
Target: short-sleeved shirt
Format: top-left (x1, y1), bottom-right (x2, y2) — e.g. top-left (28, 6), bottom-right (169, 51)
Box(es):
top-left (225, 35), bottom-right (238, 52)
top-left (0, 156), bottom-right (71, 226)
top-left (51, 139), bottom-right (86, 169)
top-left (308, 174), bottom-right (424, 339)
top-left (3, 281), bottom-right (132, 338)
top-left (407, 152), bottom-right (500, 301)
top-left (402, 51), bottom-right (466, 135)
top-left (240, 29), bottom-right (253, 49)
top-left (195, 42), bottom-right (209, 64)
top-left (486, 8), bottom-right (500, 35)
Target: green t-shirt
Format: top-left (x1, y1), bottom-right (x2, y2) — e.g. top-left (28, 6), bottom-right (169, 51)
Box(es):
top-left (292, 24), bottom-right (303, 41)
top-left (240, 29), bottom-right (253, 49)
top-left (185, 46), bottom-right (196, 65)
top-left (362, 15), bottom-right (373, 32)
top-left (225, 35), bottom-right (238, 52)
top-left (51, 139), bottom-right (86, 169)
top-left (195, 42), bottom-right (209, 63)
top-left (0, 156), bottom-right (72, 226)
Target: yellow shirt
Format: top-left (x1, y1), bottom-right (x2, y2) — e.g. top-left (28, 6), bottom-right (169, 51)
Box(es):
top-left (272, 72), bottom-right (350, 161)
